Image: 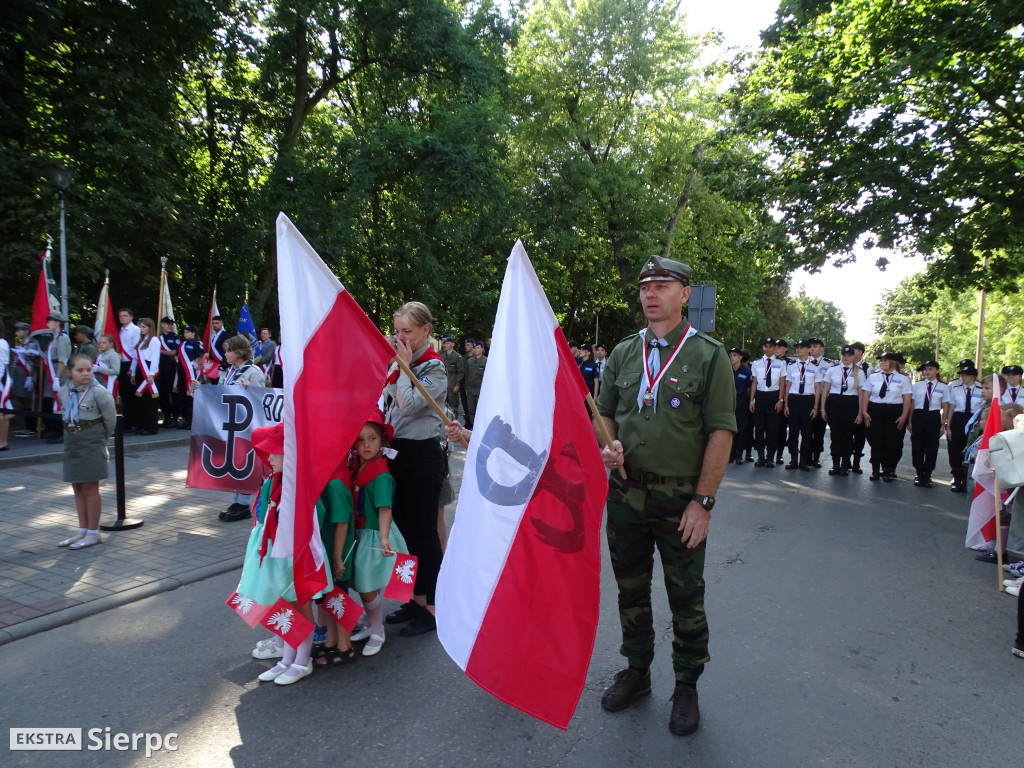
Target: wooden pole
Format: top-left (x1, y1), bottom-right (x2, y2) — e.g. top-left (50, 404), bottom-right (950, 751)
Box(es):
top-left (976, 252), bottom-right (988, 372)
top-left (994, 473), bottom-right (1005, 592)
top-left (587, 392), bottom-right (627, 479)
top-left (392, 355), bottom-right (469, 449)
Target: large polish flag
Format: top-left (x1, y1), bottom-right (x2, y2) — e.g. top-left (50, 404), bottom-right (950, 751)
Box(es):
top-left (968, 376), bottom-right (1003, 549)
top-left (272, 214), bottom-right (398, 604)
top-left (436, 240), bottom-right (607, 730)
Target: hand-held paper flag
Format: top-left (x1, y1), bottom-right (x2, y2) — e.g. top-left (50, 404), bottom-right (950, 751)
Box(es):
top-left (259, 597), bottom-right (315, 648)
top-left (435, 240), bottom-right (608, 730)
top-left (271, 213), bottom-right (398, 604)
top-left (383, 554), bottom-right (418, 604)
top-left (320, 585), bottom-right (365, 634)
top-left (225, 590), bottom-right (270, 628)
top-left (968, 376), bottom-right (1004, 550)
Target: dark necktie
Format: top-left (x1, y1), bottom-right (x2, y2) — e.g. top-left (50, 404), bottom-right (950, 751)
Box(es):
top-left (765, 358), bottom-right (772, 388)
top-left (799, 362), bottom-right (806, 395)
top-left (924, 382), bottom-right (932, 410)
top-left (879, 378), bottom-right (888, 399)
top-left (965, 387), bottom-right (973, 413)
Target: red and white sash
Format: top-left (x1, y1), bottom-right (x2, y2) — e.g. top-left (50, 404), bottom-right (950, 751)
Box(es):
top-left (209, 331), bottom-right (223, 365)
top-left (134, 346), bottom-right (160, 396)
top-left (178, 345), bottom-right (196, 391)
top-left (0, 373), bottom-right (11, 411)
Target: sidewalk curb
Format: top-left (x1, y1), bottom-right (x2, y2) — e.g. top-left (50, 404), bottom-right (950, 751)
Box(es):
top-left (0, 435), bottom-right (190, 469)
top-left (0, 556), bottom-right (243, 647)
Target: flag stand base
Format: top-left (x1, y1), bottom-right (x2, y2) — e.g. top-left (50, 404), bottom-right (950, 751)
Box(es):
top-left (100, 518), bottom-right (144, 531)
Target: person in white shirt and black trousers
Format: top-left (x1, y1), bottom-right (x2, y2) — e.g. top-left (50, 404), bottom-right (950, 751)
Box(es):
top-left (859, 351), bottom-right (912, 481)
top-left (908, 360), bottom-right (946, 488)
top-left (748, 338), bottom-right (784, 467)
top-left (820, 346), bottom-right (862, 475)
top-left (943, 360), bottom-right (983, 493)
top-left (781, 339), bottom-right (819, 471)
top-left (1000, 365), bottom-right (1023, 405)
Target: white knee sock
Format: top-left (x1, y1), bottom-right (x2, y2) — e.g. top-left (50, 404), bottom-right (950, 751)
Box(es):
top-left (365, 593), bottom-right (384, 638)
top-left (281, 641), bottom-right (297, 667)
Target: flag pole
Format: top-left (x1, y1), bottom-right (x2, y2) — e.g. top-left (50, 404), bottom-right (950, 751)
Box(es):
top-left (587, 393), bottom-right (627, 479)
top-left (158, 257), bottom-right (168, 320)
top-left (392, 355), bottom-right (469, 448)
top-left (994, 472), bottom-right (1004, 591)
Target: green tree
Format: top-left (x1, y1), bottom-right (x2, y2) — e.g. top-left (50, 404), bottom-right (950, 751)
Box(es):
top-left (735, 0), bottom-right (1024, 293)
top-left (790, 293), bottom-right (847, 360)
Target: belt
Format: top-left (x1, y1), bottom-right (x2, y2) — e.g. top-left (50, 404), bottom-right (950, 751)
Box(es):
top-left (66, 418), bottom-right (103, 433)
top-left (623, 469), bottom-right (689, 487)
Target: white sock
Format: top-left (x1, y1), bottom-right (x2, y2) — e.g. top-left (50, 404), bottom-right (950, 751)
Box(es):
top-left (87, 529), bottom-right (99, 537)
top-left (281, 641), bottom-right (297, 667)
top-left (365, 593), bottom-right (384, 638)
top-left (292, 631), bottom-right (314, 667)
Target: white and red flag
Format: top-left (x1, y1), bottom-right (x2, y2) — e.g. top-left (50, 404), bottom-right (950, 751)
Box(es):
top-left (203, 288), bottom-right (221, 368)
top-left (968, 377), bottom-right (1004, 549)
top-left (94, 274), bottom-right (124, 356)
top-left (435, 240), bottom-right (607, 730)
top-left (271, 213), bottom-right (397, 605)
top-left (225, 590), bottom-right (269, 628)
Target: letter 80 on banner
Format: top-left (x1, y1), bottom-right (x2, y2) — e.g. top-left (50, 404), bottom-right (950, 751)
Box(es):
top-left (262, 393), bottom-right (284, 421)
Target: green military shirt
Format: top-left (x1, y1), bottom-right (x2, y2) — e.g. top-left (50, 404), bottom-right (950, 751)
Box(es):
top-left (441, 349), bottom-right (464, 391)
top-left (596, 320), bottom-right (736, 481)
top-left (464, 354), bottom-right (487, 393)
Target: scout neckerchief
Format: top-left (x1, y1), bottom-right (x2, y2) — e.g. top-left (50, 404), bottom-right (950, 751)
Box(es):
top-left (257, 473), bottom-right (283, 564)
top-left (352, 456), bottom-right (390, 530)
top-left (386, 345), bottom-right (444, 385)
top-left (134, 340), bottom-right (160, 396)
top-left (637, 324), bottom-right (695, 412)
top-left (64, 379), bottom-right (98, 427)
top-left (224, 359), bottom-right (255, 385)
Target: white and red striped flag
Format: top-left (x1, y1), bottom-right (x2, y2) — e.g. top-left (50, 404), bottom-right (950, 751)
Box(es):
top-left (203, 288), bottom-right (221, 367)
top-left (271, 213), bottom-right (397, 604)
top-left (968, 376), bottom-right (1003, 549)
top-left (436, 240), bottom-right (607, 730)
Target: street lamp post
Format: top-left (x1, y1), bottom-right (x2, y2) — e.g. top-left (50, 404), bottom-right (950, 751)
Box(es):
top-left (48, 166), bottom-right (72, 320)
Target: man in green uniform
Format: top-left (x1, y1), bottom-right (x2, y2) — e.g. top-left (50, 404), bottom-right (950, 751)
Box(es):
top-left (596, 255), bottom-right (736, 737)
top-left (463, 340), bottom-right (487, 429)
top-left (439, 334), bottom-right (464, 418)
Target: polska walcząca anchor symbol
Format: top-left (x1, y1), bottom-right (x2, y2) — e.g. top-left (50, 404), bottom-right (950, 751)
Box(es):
top-left (202, 393), bottom-right (256, 480)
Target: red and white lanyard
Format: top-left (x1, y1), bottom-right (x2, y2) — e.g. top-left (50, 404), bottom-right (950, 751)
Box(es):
top-left (638, 325), bottom-right (695, 411)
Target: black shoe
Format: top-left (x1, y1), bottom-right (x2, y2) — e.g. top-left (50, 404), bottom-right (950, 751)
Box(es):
top-left (975, 551), bottom-right (1001, 563)
top-left (219, 503), bottom-right (247, 520)
top-left (785, 462), bottom-right (799, 470)
top-left (839, 467), bottom-right (849, 476)
top-left (221, 506), bottom-right (252, 522)
top-left (951, 481), bottom-right (966, 493)
top-left (869, 472), bottom-right (880, 481)
top-left (882, 474), bottom-right (892, 482)
top-left (601, 668), bottom-right (651, 712)
top-left (812, 460), bottom-right (822, 469)
top-left (851, 464), bottom-right (863, 475)
top-left (399, 611), bottom-right (437, 637)
top-left (669, 683), bottom-right (700, 736)
top-left (914, 476), bottom-right (923, 487)
top-left (745, 455), bottom-right (754, 463)
top-left (734, 458), bottom-right (743, 465)
top-left (754, 458), bottom-right (766, 467)
top-left (922, 476), bottom-right (933, 488)
top-left (799, 465), bottom-right (812, 472)
top-left (386, 601), bottom-right (423, 625)
top-left (765, 461), bottom-right (776, 469)
top-left (828, 466), bottom-right (841, 476)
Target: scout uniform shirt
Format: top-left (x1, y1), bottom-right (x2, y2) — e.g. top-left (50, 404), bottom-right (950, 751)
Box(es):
top-left (912, 379), bottom-right (947, 411)
top-left (1001, 384), bottom-right (1023, 405)
top-left (862, 370), bottom-right (911, 404)
top-left (784, 358), bottom-right (820, 397)
top-left (947, 380), bottom-right (983, 414)
top-left (596, 322), bottom-right (736, 483)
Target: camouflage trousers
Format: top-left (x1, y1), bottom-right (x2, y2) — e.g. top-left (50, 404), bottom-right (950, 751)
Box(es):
top-left (606, 474), bottom-right (709, 685)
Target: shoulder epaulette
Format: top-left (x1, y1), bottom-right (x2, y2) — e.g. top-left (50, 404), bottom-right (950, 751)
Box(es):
top-left (695, 331), bottom-right (724, 347)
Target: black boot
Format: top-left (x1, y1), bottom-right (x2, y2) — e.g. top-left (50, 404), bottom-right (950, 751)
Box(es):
top-left (869, 463), bottom-right (881, 481)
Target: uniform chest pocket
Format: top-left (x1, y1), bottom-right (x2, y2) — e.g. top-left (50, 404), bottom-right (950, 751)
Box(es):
top-left (665, 375), bottom-right (705, 403)
top-left (615, 375), bottom-right (639, 392)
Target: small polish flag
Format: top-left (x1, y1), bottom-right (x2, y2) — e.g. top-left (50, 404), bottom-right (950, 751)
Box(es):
top-left (968, 375), bottom-right (1004, 549)
top-left (384, 554), bottom-right (418, 604)
top-left (321, 585), bottom-right (365, 634)
top-left (259, 597), bottom-right (315, 648)
top-left (225, 590), bottom-right (269, 628)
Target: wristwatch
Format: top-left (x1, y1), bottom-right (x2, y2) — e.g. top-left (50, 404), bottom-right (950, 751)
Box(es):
top-left (695, 495), bottom-right (716, 512)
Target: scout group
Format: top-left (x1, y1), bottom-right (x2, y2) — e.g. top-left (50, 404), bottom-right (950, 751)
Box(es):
top-left (730, 337), bottom-right (1024, 489)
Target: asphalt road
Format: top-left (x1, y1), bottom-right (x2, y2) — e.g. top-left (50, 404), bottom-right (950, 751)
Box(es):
top-left (0, 449), bottom-right (1018, 768)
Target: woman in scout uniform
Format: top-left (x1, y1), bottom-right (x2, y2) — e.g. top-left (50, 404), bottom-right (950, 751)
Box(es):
top-left (943, 360), bottom-right (983, 493)
top-left (820, 345), bottom-right (862, 475)
top-left (859, 352), bottom-right (912, 481)
top-left (595, 255), bottom-right (735, 737)
top-left (383, 301), bottom-right (447, 637)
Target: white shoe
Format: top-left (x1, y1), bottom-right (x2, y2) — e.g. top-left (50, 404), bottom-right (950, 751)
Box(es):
top-left (252, 637), bottom-right (284, 659)
top-left (1008, 583), bottom-right (1021, 597)
top-left (69, 534), bottom-right (102, 550)
top-left (1003, 577), bottom-right (1024, 589)
top-left (257, 662), bottom-right (289, 682)
top-left (350, 622), bottom-right (372, 643)
top-left (362, 634), bottom-right (385, 656)
top-left (57, 532), bottom-right (86, 548)
top-left (274, 662), bottom-right (313, 686)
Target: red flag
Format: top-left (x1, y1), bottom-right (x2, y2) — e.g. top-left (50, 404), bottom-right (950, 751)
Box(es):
top-left (199, 355), bottom-right (220, 381)
top-left (320, 585), bottom-right (365, 634)
top-left (271, 214), bottom-right (397, 605)
top-left (225, 590), bottom-right (270, 628)
top-left (259, 597), bottom-right (315, 648)
top-left (383, 554), bottom-right (418, 604)
top-left (968, 377), bottom-right (1004, 549)
top-left (31, 252), bottom-right (52, 334)
top-left (436, 240), bottom-right (607, 730)
top-left (94, 277), bottom-right (124, 356)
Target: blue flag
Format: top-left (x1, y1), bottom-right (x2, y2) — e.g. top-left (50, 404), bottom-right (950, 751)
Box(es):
top-left (238, 301), bottom-right (256, 342)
